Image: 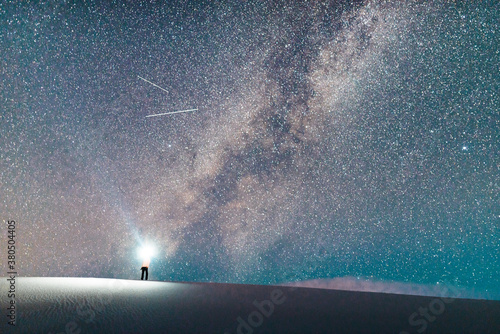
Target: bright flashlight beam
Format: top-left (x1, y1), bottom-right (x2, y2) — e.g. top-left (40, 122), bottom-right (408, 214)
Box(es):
top-left (145, 108), bottom-right (198, 118)
top-left (139, 245), bottom-right (156, 259)
top-left (138, 75), bottom-right (169, 93)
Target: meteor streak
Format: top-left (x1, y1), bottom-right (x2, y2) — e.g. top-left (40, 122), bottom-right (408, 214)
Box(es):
top-left (145, 109), bottom-right (198, 118)
top-left (138, 75), bottom-right (169, 93)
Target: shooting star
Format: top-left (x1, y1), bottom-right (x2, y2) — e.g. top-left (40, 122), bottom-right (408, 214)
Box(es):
top-left (138, 75), bottom-right (169, 93)
top-left (146, 108), bottom-right (198, 118)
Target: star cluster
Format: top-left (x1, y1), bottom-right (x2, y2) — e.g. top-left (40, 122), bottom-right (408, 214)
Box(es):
top-left (1, 1), bottom-right (498, 292)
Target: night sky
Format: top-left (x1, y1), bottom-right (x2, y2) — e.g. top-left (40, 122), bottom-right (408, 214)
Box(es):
top-left (1, 0), bottom-right (498, 293)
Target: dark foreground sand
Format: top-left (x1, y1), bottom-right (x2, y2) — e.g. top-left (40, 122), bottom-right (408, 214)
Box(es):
top-left (1, 277), bottom-right (499, 333)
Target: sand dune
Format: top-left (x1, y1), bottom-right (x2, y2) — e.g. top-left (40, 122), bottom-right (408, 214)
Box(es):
top-left (1, 277), bottom-right (499, 333)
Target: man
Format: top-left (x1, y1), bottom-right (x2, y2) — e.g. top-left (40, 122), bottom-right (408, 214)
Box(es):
top-left (140, 256), bottom-right (150, 280)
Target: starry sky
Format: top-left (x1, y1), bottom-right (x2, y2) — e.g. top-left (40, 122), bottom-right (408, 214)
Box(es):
top-left (1, 0), bottom-right (499, 293)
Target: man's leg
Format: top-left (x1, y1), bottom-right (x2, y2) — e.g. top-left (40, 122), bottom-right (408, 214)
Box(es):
top-left (141, 268), bottom-right (145, 280)
top-left (145, 268), bottom-right (148, 280)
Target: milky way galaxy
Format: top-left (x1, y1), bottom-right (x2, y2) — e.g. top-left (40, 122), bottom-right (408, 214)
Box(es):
top-left (1, 1), bottom-right (498, 293)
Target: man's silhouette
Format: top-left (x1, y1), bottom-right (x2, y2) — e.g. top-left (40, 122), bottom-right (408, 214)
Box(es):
top-left (141, 257), bottom-right (150, 280)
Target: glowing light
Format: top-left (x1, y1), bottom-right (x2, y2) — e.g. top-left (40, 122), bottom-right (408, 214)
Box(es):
top-left (138, 244), bottom-right (156, 260)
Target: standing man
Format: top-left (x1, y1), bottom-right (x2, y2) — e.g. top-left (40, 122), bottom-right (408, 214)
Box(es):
top-left (140, 256), bottom-right (150, 280)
